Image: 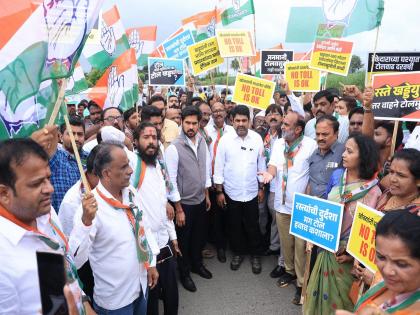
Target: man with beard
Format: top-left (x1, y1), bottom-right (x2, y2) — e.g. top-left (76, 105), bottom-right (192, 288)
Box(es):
top-left (165, 106), bottom-right (212, 292)
top-left (196, 101), bottom-right (212, 146)
top-left (133, 122), bottom-right (180, 315)
top-left (167, 94), bottom-right (180, 109)
top-left (84, 100), bottom-right (103, 139)
top-left (259, 111), bottom-right (317, 305)
top-left (205, 101), bottom-right (234, 263)
top-left (214, 105), bottom-right (266, 274)
top-left (123, 107), bottom-right (140, 143)
top-left (304, 90), bottom-right (349, 143)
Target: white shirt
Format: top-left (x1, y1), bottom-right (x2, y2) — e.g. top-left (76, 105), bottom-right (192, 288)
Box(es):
top-left (205, 123), bottom-right (235, 162)
top-left (213, 129), bottom-right (267, 202)
top-left (138, 164), bottom-right (177, 249)
top-left (268, 136), bottom-right (317, 214)
top-left (0, 209), bottom-right (80, 315)
top-left (58, 179), bottom-right (83, 236)
top-left (165, 136), bottom-right (212, 202)
top-left (82, 138), bottom-right (98, 154)
top-left (69, 181), bottom-right (159, 310)
top-left (304, 115), bottom-right (349, 143)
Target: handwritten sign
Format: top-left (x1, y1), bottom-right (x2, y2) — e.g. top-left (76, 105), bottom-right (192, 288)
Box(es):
top-left (260, 50), bottom-right (293, 75)
top-left (284, 61), bottom-right (321, 92)
top-left (188, 37), bottom-right (224, 75)
top-left (290, 193), bottom-right (344, 253)
top-left (216, 29), bottom-right (256, 58)
top-left (372, 71), bottom-right (420, 121)
top-left (162, 29), bottom-right (195, 60)
top-left (232, 73), bottom-right (275, 110)
top-left (346, 203), bottom-right (384, 272)
top-left (310, 38), bottom-right (353, 76)
top-left (148, 57), bottom-right (185, 86)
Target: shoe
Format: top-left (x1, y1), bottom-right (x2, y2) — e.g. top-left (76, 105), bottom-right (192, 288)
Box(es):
top-left (191, 265), bottom-right (212, 279)
top-left (202, 249), bottom-right (215, 259)
top-left (180, 275), bottom-right (197, 292)
top-left (230, 255), bottom-right (244, 271)
top-left (291, 286), bottom-right (303, 305)
top-left (277, 272), bottom-right (297, 288)
top-left (263, 248), bottom-right (280, 256)
top-left (270, 265), bottom-right (286, 278)
top-left (251, 256), bottom-right (262, 274)
top-left (217, 248), bottom-right (226, 263)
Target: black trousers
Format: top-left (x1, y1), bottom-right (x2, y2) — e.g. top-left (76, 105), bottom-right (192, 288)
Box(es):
top-left (209, 189), bottom-right (228, 250)
top-left (176, 200), bottom-right (207, 276)
top-left (77, 260), bottom-right (94, 302)
top-left (147, 255), bottom-right (178, 315)
top-left (226, 195), bottom-right (262, 255)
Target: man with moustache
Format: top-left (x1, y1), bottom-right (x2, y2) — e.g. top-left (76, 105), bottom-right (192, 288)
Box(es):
top-left (348, 107), bottom-right (365, 135)
top-left (84, 100), bottom-right (103, 139)
top-left (214, 105), bottom-right (266, 274)
top-left (133, 122), bottom-right (180, 315)
top-left (167, 94), bottom-right (180, 109)
top-left (304, 90), bottom-right (349, 143)
top-left (196, 101), bottom-right (212, 146)
top-left (165, 106), bottom-right (212, 292)
top-left (166, 108), bottom-right (181, 126)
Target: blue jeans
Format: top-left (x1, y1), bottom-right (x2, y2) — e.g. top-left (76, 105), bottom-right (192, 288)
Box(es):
top-left (93, 291), bottom-right (148, 315)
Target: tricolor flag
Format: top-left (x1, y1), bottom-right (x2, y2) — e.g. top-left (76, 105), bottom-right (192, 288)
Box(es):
top-left (126, 26), bottom-right (157, 67)
top-left (88, 48), bottom-right (138, 112)
top-left (83, 5), bottom-right (130, 70)
top-left (0, 0), bottom-right (103, 139)
top-left (182, 9), bottom-right (221, 42)
top-left (217, 0), bottom-right (255, 26)
top-left (66, 62), bottom-right (89, 96)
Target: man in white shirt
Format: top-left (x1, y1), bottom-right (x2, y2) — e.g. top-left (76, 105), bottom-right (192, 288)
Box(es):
top-left (133, 122), bottom-right (180, 315)
top-left (304, 90), bottom-right (349, 143)
top-left (165, 106), bottom-right (212, 293)
top-left (69, 142), bottom-right (159, 314)
top-left (213, 105), bottom-right (266, 274)
top-left (0, 138), bottom-right (95, 315)
top-left (260, 111), bottom-right (317, 305)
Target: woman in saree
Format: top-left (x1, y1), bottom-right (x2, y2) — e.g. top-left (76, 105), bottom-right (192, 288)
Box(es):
top-left (304, 134), bottom-right (382, 315)
top-left (336, 210), bottom-right (420, 314)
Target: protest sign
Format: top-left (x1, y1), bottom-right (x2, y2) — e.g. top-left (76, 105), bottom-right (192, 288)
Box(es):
top-left (260, 50), bottom-right (293, 75)
top-left (372, 71), bottom-right (420, 121)
top-left (316, 23), bottom-right (345, 40)
top-left (290, 193), bottom-right (344, 253)
top-left (284, 61), bottom-right (321, 92)
top-left (366, 52), bottom-right (420, 83)
top-left (346, 203), bottom-right (384, 272)
top-left (232, 74), bottom-right (275, 110)
top-left (310, 39), bottom-right (353, 76)
top-left (162, 29), bottom-right (195, 59)
top-left (216, 29), bottom-right (256, 57)
top-left (188, 37), bottom-right (224, 75)
top-left (148, 58), bottom-right (185, 86)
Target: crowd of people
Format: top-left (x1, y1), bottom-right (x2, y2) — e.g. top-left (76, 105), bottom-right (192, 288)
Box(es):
top-left (0, 77), bottom-right (419, 315)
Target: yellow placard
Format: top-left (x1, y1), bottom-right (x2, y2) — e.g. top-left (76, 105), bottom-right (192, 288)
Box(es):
top-left (284, 61), bottom-right (321, 92)
top-left (232, 73), bottom-right (275, 110)
top-left (188, 37), bottom-right (224, 76)
top-left (346, 203), bottom-right (384, 273)
top-left (216, 29), bottom-right (256, 58)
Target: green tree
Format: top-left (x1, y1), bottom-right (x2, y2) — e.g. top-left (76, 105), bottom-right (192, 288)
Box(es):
top-left (349, 55), bottom-right (364, 74)
top-left (231, 58), bottom-right (240, 72)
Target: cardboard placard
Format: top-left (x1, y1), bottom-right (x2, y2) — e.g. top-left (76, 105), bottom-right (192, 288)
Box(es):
top-left (284, 61), bottom-right (322, 92)
top-left (260, 50), bottom-right (293, 75)
top-left (232, 73), bottom-right (275, 110)
top-left (162, 29), bottom-right (195, 60)
top-left (216, 29), bottom-right (256, 57)
top-left (148, 57), bottom-right (185, 86)
top-left (188, 37), bottom-right (224, 75)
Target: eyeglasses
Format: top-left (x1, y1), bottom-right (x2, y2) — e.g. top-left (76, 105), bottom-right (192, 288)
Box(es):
top-left (104, 116), bottom-right (123, 123)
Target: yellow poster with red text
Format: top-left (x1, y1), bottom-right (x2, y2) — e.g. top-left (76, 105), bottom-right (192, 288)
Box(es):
top-left (346, 203), bottom-right (384, 273)
top-left (232, 73), bottom-right (275, 110)
top-left (310, 39), bottom-right (353, 76)
top-left (284, 61), bottom-right (321, 92)
top-left (216, 29), bottom-right (256, 58)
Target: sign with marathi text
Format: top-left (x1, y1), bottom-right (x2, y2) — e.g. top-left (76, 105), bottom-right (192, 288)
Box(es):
top-left (260, 50), bottom-right (293, 75)
top-left (162, 29), bottom-right (195, 60)
top-left (216, 29), bottom-right (256, 57)
top-left (346, 203), bottom-right (384, 273)
top-left (148, 58), bottom-right (185, 86)
top-left (372, 72), bottom-right (420, 121)
top-left (232, 73), bottom-right (275, 110)
top-left (188, 37), bottom-right (224, 75)
top-left (284, 61), bottom-right (321, 92)
top-left (290, 193), bottom-right (344, 253)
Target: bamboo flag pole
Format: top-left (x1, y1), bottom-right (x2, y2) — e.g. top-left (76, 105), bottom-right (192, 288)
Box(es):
top-left (390, 121), bottom-right (400, 156)
top-left (253, 13), bottom-right (257, 75)
top-left (226, 57), bottom-right (229, 94)
top-left (47, 79), bottom-right (67, 126)
top-left (369, 26), bottom-right (381, 85)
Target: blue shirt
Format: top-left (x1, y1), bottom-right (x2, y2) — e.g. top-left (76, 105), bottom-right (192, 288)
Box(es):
top-left (49, 148), bottom-right (87, 212)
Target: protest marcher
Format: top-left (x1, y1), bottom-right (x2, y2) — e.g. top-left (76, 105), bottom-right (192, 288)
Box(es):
top-left (67, 101), bottom-right (77, 116)
top-left (348, 107), bottom-right (364, 135)
top-left (260, 111), bottom-right (317, 304)
top-left (307, 115), bottom-right (345, 198)
top-left (78, 99), bottom-right (88, 117)
top-left (69, 142), bottom-right (159, 315)
top-left (166, 108), bottom-right (181, 126)
top-left (179, 91), bottom-right (188, 108)
top-left (304, 134), bottom-right (382, 314)
top-left (149, 95), bottom-right (180, 148)
top-left (85, 100), bottom-right (103, 139)
top-left (165, 106), bottom-right (212, 292)
top-left (335, 96), bottom-right (357, 117)
top-left (0, 138), bottom-right (95, 314)
top-left (253, 111), bottom-right (268, 138)
top-left (337, 210), bottom-right (420, 315)
top-left (133, 122), bottom-right (180, 315)
top-left (196, 101), bottom-right (212, 146)
top-left (305, 90), bottom-right (349, 143)
top-left (224, 95), bottom-right (236, 125)
top-left (273, 90), bottom-right (288, 113)
top-left (168, 94), bottom-right (180, 109)
top-left (124, 107), bottom-right (140, 143)
top-left (213, 105), bottom-right (266, 274)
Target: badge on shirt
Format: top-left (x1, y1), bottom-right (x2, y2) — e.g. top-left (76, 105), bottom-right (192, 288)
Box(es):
top-left (326, 162), bottom-right (339, 169)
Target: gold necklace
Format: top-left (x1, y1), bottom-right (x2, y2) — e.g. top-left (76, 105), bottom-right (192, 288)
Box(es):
top-left (384, 194), bottom-right (419, 210)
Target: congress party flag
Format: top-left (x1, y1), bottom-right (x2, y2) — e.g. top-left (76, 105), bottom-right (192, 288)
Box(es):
top-left (83, 5), bottom-right (130, 71)
top-left (126, 26), bottom-right (157, 67)
top-left (182, 9), bottom-right (220, 42)
top-left (0, 0), bottom-right (103, 139)
top-left (217, 0), bottom-right (255, 26)
top-left (66, 63), bottom-right (89, 96)
top-left (88, 48), bottom-right (139, 112)
top-left (285, 0), bottom-right (384, 43)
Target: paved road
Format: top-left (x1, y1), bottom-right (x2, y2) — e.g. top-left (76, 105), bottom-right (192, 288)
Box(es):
top-left (177, 253), bottom-right (302, 315)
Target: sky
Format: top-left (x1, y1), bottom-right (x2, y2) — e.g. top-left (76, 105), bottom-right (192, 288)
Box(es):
top-left (100, 0), bottom-right (420, 67)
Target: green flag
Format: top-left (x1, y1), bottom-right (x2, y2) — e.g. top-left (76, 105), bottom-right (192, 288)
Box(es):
top-left (218, 0), bottom-right (255, 26)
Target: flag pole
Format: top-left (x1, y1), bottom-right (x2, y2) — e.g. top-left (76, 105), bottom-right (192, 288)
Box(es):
top-left (47, 79), bottom-right (67, 126)
top-left (369, 25), bottom-right (381, 85)
top-left (253, 13), bottom-right (257, 75)
top-left (226, 57), bottom-right (229, 94)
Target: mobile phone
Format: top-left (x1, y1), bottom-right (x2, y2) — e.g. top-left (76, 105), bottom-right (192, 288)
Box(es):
top-left (36, 251), bottom-right (68, 315)
top-left (157, 245), bottom-right (173, 263)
